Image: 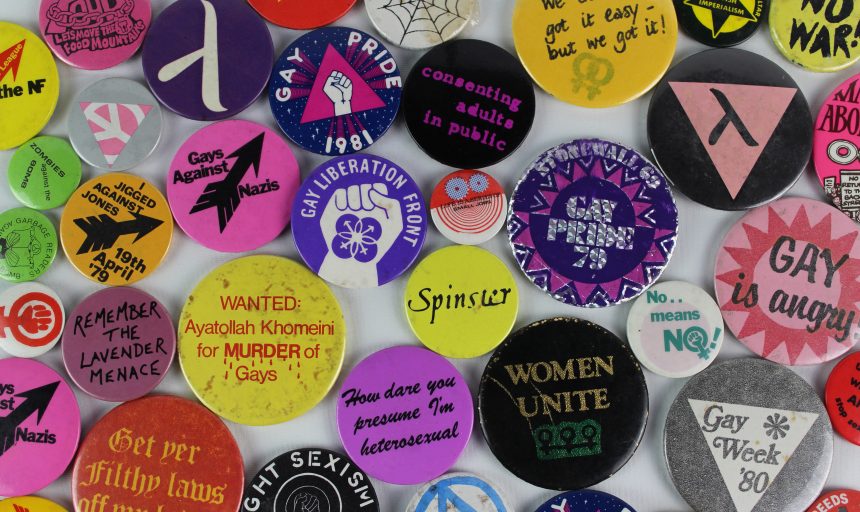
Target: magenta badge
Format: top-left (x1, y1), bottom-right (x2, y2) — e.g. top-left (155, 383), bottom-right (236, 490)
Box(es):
top-left (61, 287), bottom-right (176, 401)
top-left (0, 358), bottom-right (81, 497)
top-left (336, 346), bottom-right (473, 485)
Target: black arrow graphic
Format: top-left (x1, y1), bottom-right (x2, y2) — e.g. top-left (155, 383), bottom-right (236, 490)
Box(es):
top-left (73, 212), bottom-right (164, 254)
top-left (189, 132), bottom-right (265, 233)
top-left (0, 381), bottom-right (59, 457)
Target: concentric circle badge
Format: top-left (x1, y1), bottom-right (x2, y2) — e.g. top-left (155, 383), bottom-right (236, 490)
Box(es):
top-left (0, 207), bottom-right (57, 283)
top-left (39, 0), bottom-right (151, 70)
top-left (62, 287), bottom-right (175, 402)
top-left (60, 173), bottom-right (173, 286)
top-left (8, 136), bottom-right (82, 210)
top-left (269, 27), bottom-right (401, 156)
top-left (406, 473), bottom-right (511, 512)
top-left (0, 22), bottom-right (59, 151)
top-left (248, 0), bottom-right (356, 29)
top-left (336, 346), bottom-right (474, 485)
top-left (715, 198), bottom-right (860, 365)
top-left (0, 358), bottom-right (81, 497)
top-left (292, 154), bottom-right (427, 288)
top-left (431, 170), bottom-right (506, 245)
top-left (0, 496), bottom-right (67, 512)
top-left (509, 139), bottom-right (679, 307)
top-left (0, 282), bottom-right (64, 358)
top-left (167, 120), bottom-right (300, 252)
top-left (178, 256), bottom-right (346, 425)
top-left (533, 490), bottom-right (637, 512)
top-left (814, 73), bottom-right (860, 221)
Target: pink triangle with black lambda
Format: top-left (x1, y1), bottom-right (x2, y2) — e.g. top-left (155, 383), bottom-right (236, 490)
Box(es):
top-left (669, 82), bottom-right (796, 199)
top-left (300, 44), bottom-right (386, 124)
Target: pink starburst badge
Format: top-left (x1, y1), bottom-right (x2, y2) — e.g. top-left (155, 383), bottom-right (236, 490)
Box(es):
top-left (715, 197), bottom-right (860, 365)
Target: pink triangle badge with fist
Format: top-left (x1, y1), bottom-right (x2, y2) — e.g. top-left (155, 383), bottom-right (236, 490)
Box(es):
top-left (670, 82), bottom-right (796, 199)
top-left (300, 44), bottom-right (385, 124)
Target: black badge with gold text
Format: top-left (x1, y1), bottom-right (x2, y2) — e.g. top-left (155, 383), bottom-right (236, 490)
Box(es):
top-left (477, 317), bottom-right (648, 491)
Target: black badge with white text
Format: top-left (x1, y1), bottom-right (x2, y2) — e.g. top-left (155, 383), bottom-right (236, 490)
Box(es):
top-left (477, 317), bottom-right (648, 491)
top-left (242, 448), bottom-right (379, 512)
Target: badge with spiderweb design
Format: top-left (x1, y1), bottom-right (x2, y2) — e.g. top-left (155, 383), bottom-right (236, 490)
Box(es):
top-left (365, 0), bottom-right (477, 49)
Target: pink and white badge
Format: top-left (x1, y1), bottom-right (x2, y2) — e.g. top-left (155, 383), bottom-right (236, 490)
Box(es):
top-left (336, 345), bottom-right (473, 485)
top-left (0, 358), bottom-right (81, 497)
top-left (430, 170), bottom-right (506, 246)
top-left (39, 0), bottom-right (151, 70)
top-left (715, 197), bottom-right (860, 366)
top-left (167, 120), bottom-right (300, 252)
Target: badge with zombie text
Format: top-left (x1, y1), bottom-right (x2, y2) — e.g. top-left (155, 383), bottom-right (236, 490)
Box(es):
top-left (0, 358), bottom-right (81, 497)
top-left (0, 208), bottom-right (58, 283)
top-left (0, 283), bottom-right (64, 358)
top-left (269, 27), bottom-right (402, 156)
top-left (168, 120), bottom-right (300, 252)
top-left (715, 198), bottom-right (860, 365)
top-left (8, 136), bottom-right (82, 210)
top-left (431, 170), bottom-right (506, 245)
top-left (814, 73), bottom-right (860, 221)
top-left (39, 0), bottom-right (151, 70)
top-left (60, 173), bottom-right (173, 286)
top-left (509, 139), bottom-right (679, 307)
top-left (293, 154), bottom-right (427, 288)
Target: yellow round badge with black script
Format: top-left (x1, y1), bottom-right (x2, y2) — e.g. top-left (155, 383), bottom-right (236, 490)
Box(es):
top-left (178, 255), bottom-right (346, 425)
top-left (405, 246), bottom-right (518, 358)
top-left (512, 0), bottom-right (678, 107)
top-left (60, 173), bottom-right (173, 286)
top-left (0, 22), bottom-right (59, 150)
top-left (770, 0), bottom-right (860, 72)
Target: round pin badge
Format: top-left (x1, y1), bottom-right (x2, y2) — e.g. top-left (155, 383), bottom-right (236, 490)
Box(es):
top-left (431, 170), bottom-right (506, 245)
top-left (0, 282), bottom-right (64, 358)
top-left (242, 448), bottom-right (380, 512)
top-left (67, 78), bottom-right (162, 171)
top-left (715, 197), bottom-right (860, 365)
top-left (674, 0), bottom-right (765, 47)
top-left (0, 22), bottom-right (59, 152)
top-left (512, 0), bottom-right (677, 107)
top-left (807, 490), bottom-right (860, 512)
top-left (39, 0), bottom-right (151, 70)
top-left (0, 496), bottom-right (67, 512)
top-left (478, 318), bottom-right (648, 491)
top-left (402, 39), bottom-right (535, 168)
top-left (167, 120), bottom-right (300, 252)
top-left (142, 0), bottom-right (273, 121)
top-left (648, 49), bottom-right (812, 211)
top-left (248, 0), bottom-right (356, 29)
top-left (770, 0), bottom-right (860, 72)
top-left (533, 490), bottom-right (637, 512)
top-left (365, 0), bottom-right (477, 49)
top-left (178, 255), bottom-right (346, 425)
top-left (814, 73), bottom-right (860, 221)
top-left (509, 139), bottom-right (679, 308)
top-left (269, 27), bottom-right (401, 157)
top-left (72, 395), bottom-right (244, 512)
top-left (0, 207), bottom-right (57, 283)
top-left (405, 246), bottom-right (518, 358)
top-left (60, 173), bottom-right (173, 286)
top-left (825, 352), bottom-right (860, 445)
top-left (8, 136), bottom-right (82, 210)
top-left (665, 358), bottom-right (833, 512)
top-left (0, 358), bottom-right (80, 497)
top-left (406, 473), bottom-right (512, 512)
top-left (626, 280), bottom-right (724, 378)
top-left (292, 154), bottom-right (427, 288)
top-left (62, 287), bottom-right (175, 402)
top-left (336, 345), bottom-right (474, 485)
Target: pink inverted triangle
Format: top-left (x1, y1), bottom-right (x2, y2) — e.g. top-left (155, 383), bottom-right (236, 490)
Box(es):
top-left (300, 44), bottom-right (386, 124)
top-left (79, 102), bottom-right (153, 167)
top-left (670, 82), bottom-right (796, 199)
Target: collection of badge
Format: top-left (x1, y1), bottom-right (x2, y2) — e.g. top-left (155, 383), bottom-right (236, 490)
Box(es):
top-left (0, 0), bottom-right (859, 511)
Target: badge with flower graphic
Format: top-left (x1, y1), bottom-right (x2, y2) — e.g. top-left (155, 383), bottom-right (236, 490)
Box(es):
top-left (430, 169), bottom-right (506, 245)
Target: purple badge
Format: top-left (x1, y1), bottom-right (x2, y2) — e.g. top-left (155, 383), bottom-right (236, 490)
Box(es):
top-left (61, 287), bottom-right (175, 402)
top-left (509, 139), bottom-right (679, 307)
top-left (292, 154), bottom-right (427, 288)
top-left (336, 346), bottom-right (473, 485)
top-left (141, 0), bottom-right (273, 121)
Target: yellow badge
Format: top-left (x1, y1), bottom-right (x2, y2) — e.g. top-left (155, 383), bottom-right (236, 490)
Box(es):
top-left (512, 0), bottom-right (678, 107)
top-left (769, 0), bottom-right (860, 72)
top-left (178, 255), bottom-right (346, 425)
top-left (404, 246), bottom-right (518, 358)
top-left (0, 22), bottom-right (59, 151)
top-left (0, 496), bottom-right (67, 512)
top-left (60, 173), bottom-right (173, 286)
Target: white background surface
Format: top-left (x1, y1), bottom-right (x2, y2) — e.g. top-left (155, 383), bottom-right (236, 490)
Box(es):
top-left (1, 1), bottom-right (859, 511)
